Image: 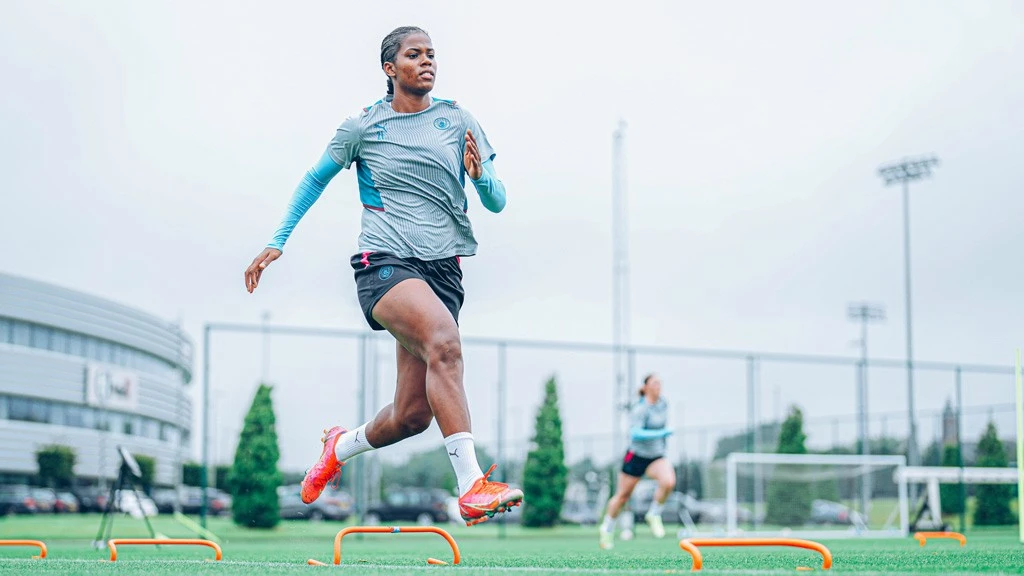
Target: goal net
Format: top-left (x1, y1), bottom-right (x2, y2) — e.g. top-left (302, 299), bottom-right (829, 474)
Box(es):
top-left (719, 453), bottom-right (908, 538)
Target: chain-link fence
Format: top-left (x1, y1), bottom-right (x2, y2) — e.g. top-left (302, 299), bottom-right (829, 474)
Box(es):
top-left (200, 323), bottom-right (1017, 526)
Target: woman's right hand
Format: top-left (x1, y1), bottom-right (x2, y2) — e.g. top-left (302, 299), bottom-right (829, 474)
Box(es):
top-left (244, 247), bottom-right (282, 293)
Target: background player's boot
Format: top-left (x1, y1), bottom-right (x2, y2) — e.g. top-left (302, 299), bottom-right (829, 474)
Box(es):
top-left (300, 426), bottom-right (346, 504)
top-left (458, 464), bottom-right (523, 526)
top-left (645, 511), bottom-right (666, 538)
top-left (599, 526), bottom-right (614, 550)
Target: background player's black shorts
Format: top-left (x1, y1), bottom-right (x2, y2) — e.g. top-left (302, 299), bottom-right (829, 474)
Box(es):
top-left (621, 450), bottom-right (662, 478)
top-left (350, 251), bottom-right (465, 331)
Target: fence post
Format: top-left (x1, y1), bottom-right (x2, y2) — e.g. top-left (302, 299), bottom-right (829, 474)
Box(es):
top-left (200, 324), bottom-right (211, 528)
top-left (955, 366), bottom-right (965, 534)
top-left (497, 341), bottom-right (507, 540)
top-left (355, 333), bottom-right (367, 530)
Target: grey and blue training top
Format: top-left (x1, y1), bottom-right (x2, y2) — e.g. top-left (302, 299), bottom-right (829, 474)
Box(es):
top-left (268, 97), bottom-right (506, 260)
top-left (628, 397), bottom-right (672, 459)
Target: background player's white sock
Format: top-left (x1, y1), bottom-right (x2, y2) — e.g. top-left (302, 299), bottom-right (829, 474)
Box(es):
top-left (647, 499), bottom-right (665, 517)
top-left (600, 514), bottom-right (616, 533)
top-left (444, 432), bottom-right (484, 496)
top-left (334, 423), bottom-right (376, 462)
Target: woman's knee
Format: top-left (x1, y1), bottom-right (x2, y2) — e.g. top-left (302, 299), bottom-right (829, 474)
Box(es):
top-left (618, 483), bottom-right (638, 500)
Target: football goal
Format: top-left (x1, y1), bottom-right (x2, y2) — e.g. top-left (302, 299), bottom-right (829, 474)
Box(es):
top-left (723, 452), bottom-right (909, 539)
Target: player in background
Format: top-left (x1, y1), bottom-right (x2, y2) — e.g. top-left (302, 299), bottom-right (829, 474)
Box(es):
top-left (598, 374), bottom-right (676, 549)
top-left (243, 26), bottom-right (522, 526)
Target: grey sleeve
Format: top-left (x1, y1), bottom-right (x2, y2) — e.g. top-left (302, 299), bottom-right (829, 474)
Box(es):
top-left (629, 401), bottom-right (648, 429)
top-left (461, 108), bottom-right (496, 162)
top-left (326, 115), bottom-right (362, 169)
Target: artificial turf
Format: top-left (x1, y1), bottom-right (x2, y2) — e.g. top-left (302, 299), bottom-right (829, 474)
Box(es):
top-left (1, 514), bottom-right (1022, 575)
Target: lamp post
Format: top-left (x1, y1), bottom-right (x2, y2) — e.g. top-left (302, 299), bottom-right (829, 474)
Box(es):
top-left (848, 302), bottom-right (886, 516)
top-left (877, 155), bottom-right (939, 468)
top-left (611, 121), bottom-right (630, 459)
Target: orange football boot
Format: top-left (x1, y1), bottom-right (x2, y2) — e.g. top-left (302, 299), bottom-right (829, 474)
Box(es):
top-left (300, 426), bottom-right (346, 504)
top-left (457, 464), bottom-right (524, 526)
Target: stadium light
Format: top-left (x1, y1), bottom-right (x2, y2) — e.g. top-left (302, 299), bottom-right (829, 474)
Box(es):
top-left (848, 302), bottom-right (886, 515)
top-left (877, 155), bottom-right (939, 470)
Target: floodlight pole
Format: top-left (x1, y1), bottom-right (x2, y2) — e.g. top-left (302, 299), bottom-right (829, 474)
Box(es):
top-left (611, 121), bottom-right (630, 461)
top-left (877, 156), bottom-right (939, 472)
top-left (200, 323), bottom-right (211, 528)
top-left (847, 302), bottom-right (885, 517)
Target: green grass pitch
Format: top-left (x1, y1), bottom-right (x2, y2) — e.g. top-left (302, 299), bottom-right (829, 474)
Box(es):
top-left (1, 515), bottom-right (1022, 575)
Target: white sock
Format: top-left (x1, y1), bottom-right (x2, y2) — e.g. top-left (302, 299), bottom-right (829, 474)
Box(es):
top-left (648, 500), bottom-right (665, 517)
top-left (334, 423), bottom-right (376, 462)
top-left (600, 514), bottom-right (616, 533)
top-left (444, 432), bottom-right (484, 496)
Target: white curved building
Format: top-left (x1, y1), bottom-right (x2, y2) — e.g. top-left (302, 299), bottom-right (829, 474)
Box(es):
top-left (0, 272), bottom-right (192, 486)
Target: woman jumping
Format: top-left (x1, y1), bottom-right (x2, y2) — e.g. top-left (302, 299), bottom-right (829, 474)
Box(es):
top-left (243, 26), bottom-right (522, 526)
top-left (599, 374), bottom-right (676, 549)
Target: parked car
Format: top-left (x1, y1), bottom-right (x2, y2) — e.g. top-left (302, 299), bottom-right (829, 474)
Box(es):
top-left (54, 491), bottom-right (80, 514)
top-left (561, 480), bottom-right (603, 525)
top-left (72, 486), bottom-right (109, 513)
top-left (278, 485), bottom-right (352, 521)
top-left (176, 486), bottom-right (232, 516)
top-left (365, 487), bottom-right (450, 525)
top-left (31, 488), bottom-right (57, 513)
top-left (151, 488), bottom-right (179, 514)
top-left (113, 490), bottom-right (158, 518)
top-left (810, 499), bottom-right (866, 527)
top-left (0, 485), bottom-right (38, 515)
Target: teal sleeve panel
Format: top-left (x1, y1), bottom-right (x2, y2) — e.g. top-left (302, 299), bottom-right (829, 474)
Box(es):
top-left (267, 150), bottom-right (343, 251)
top-left (630, 427), bottom-right (673, 440)
top-left (469, 159), bottom-right (506, 213)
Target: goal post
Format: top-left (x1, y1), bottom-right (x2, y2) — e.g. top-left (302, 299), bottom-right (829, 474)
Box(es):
top-left (1016, 348), bottom-right (1022, 544)
top-left (725, 453), bottom-right (908, 539)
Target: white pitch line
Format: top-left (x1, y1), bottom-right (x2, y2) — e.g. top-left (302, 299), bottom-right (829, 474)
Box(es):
top-left (7, 558), bottom-right (689, 574)
top-left (14, 558), bottom-right (1024, 576)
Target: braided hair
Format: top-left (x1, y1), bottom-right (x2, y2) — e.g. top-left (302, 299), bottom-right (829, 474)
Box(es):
top-left (380, 26), bottom-right (430, 95)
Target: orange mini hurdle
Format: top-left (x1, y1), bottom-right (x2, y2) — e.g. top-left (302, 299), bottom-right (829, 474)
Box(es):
top-left (679, 538), bottom-right (833, 572)
top-left (307, 525), bottom-right (461, 566)
top-left (0, 540), bottom-right (47, 559)
top-left (107, 538), bottom-right (222, 562)
top-left (914, 531), bottom-right (966, 547)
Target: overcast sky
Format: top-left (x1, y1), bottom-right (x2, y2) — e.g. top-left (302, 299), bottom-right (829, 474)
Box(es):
top-left (2, 1), bottom-right (1021, 471)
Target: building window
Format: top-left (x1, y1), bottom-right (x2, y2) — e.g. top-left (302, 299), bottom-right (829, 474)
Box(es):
top-left (50, 330), bottom-right (69, 353)
top-left (1, 318), bottom-right (185, 382)
top-left (12, 322), bottom-right (31, 346)
top-left (64, 405), bottom-right (85, 428)
top-left (30, 325), bottom-right (52, 349)
top-left (141, 419), bottom-right (160, 440)
top-left (49, 404), bottom-right (67, 426)
top-left (99, 412), bottom-right (115, 432)
top-left (97, 341), bottom-right (113, 364)
top-left (0, 394), bottom-right (180, 445)
top-left (66, 332), bottom-right (83, 356)
top-left (9, 397), bottom-right (50, 423)
top-left (84, 337), bottom-right (100, 361)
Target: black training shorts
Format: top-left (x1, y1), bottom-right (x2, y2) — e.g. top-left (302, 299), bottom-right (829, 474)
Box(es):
top-left (350, 251), bottom-right (465, 331)
top-left (621, 450), bottom-right (662, 478)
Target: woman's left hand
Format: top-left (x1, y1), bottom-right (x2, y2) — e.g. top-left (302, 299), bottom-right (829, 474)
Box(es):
top-left (463, 129), bottom-right (483, 180)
